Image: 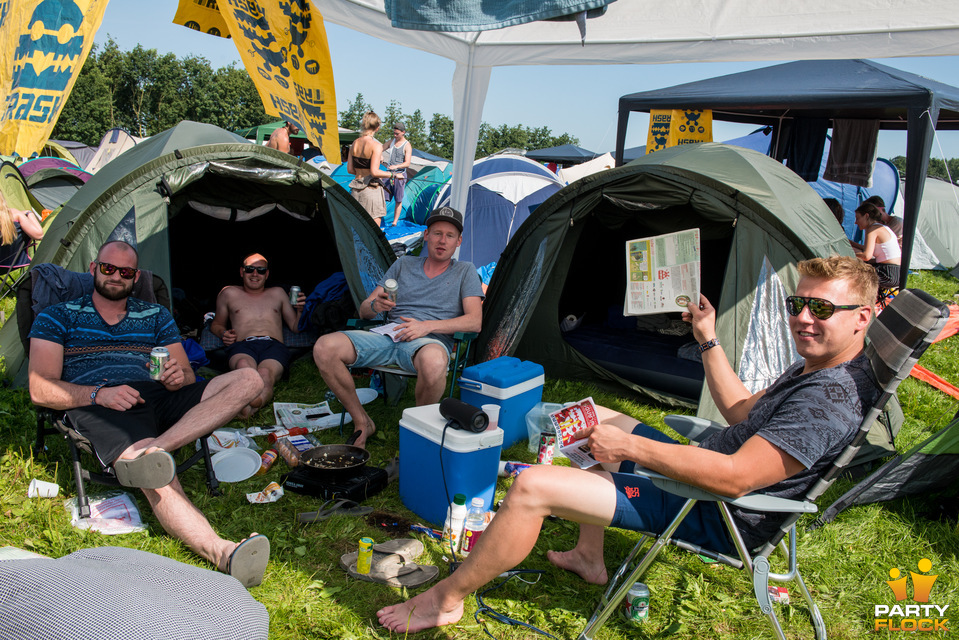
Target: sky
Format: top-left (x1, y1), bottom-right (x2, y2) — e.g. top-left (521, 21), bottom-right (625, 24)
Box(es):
top-left (92, 0), bottom-right (959, 161)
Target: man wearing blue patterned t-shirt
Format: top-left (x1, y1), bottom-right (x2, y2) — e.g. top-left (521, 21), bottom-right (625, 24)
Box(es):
top-left (28, 241), bottom-right (271, 588)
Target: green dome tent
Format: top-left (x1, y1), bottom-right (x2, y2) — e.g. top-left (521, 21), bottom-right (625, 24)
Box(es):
top-left (0, 120), bottom-right (394, 383)
top-left (478, 143), bottom-right (855, 421)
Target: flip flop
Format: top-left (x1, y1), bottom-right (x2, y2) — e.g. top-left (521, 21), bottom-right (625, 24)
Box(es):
top-left (297, 498), bottom-right (374, 523)
top-left (339, 547), bottom-right (438, 588)
top-left (113, 450), bottom-right (176, 489)
top-left (227, 534), bottom-right (270, 588)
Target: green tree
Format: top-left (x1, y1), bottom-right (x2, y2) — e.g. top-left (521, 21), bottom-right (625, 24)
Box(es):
top-left (338, 92), bottom-right (373, 131)
top-left (404, 108), bottom-right (427, 152)
top-left (426, 113), bottom-right (455, 159)
top-left (52, 48), bottom-right (112, 145)
top-left (380, 99), bottom-right (404, 143)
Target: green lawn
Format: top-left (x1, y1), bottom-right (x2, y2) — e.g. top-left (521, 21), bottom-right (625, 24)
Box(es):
top-left (1, 271), bottom-right (957, 639)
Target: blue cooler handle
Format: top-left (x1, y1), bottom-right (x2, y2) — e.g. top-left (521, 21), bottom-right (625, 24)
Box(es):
top-left (457, 378), bottom-right (482, 391)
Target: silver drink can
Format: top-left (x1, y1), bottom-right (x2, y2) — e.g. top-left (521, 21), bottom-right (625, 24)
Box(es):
top-left (289, 285), bottom-right (301, 306)
top-left (625, 582), bottom-right (650, 623)
top-left (383, 278), bottom-right (398, 302)
top-left (149, 347), bottom-right (170, 380)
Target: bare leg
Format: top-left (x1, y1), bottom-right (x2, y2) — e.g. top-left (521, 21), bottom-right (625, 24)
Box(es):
top-left (228, 354), bottom-right (269, 417)
top-left (411, 344), bottom-right (449, 406)
top-left (314, 332), bottom-right (375, 447)
top-left (120, 368), bottom-right (262, 459)
top-left (377, 465), bottom-right (618, 633)
top-left (252, 360), bottom-right (283, 410)
top-left (547, 523), bottom-right (608, 584)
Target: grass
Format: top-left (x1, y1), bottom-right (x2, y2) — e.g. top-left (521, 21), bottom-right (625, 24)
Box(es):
top-left (1, 271), bottom-right (958, 639)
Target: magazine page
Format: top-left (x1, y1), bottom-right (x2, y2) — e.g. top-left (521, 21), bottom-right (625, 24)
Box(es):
top-left (273, 401), bottom-right (337, 430)
top-left (369, 322), bottom-right (403, 342)
top-left (548, 398), bottom-right (601, 469)
top-left (624, 228), bottom-right (701, 316)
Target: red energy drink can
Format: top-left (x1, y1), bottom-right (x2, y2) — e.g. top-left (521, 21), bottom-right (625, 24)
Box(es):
top-left (537, 431), bottom-right (556, 465)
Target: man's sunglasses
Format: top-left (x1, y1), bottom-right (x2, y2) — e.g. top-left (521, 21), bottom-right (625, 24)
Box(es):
top-left (243, 266), bottom-right (268, 274)
top-left (785, 296), bottom-right (862, 320)
top-left (97, 261), bottom-right (138, 279)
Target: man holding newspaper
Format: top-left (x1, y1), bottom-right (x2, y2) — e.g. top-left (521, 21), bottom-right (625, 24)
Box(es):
top-left (378, 255), bottom-right (881, 633)
top-left (313, 206), bottom-right (484, 449)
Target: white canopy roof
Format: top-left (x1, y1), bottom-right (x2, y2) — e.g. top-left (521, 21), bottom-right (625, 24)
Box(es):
top-left (313, 0), bottom-right (959, 211)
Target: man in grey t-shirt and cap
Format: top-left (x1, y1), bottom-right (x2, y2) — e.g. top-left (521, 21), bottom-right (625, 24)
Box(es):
top-left (313, 206), bottom-right (484, 448)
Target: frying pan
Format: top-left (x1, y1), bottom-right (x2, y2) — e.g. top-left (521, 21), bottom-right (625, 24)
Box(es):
top-left (299, 431), bottom-right (370, 478)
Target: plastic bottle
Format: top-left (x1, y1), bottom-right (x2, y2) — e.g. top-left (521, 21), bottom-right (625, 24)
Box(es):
top-left (441, 493), bottom-right (468, 554)
top-left (461, 497), bottom-right (487, 557)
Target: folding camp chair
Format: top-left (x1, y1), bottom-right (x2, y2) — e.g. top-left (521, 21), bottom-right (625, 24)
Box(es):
top-left (0, 234), bottom-right (35, 300)
top-left (19, 264), bottom-right (220, 518)
top-left (578, 288), bottom-right (949, 640)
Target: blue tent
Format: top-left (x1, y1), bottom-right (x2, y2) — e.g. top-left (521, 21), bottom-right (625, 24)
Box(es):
top-left (433, 154), bottom-right (564, 268)
top-left (403, 165), bottom-right (452, 224)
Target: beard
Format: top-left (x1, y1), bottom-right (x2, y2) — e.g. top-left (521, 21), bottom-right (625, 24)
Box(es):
top-left (94, 276), bottom-right (134, 301)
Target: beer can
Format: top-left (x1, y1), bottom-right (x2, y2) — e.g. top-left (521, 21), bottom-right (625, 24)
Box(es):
top-left (357, 537), bottom-right (374, 575)
top-left (536, 431), bottom-right (556, 465)
top-left (625, 582), bottom-right (650, 623)
top-left (149, 347), bottom-right (170, 380)
top-left (289, 285), bottom-right (301, 306)
top-left (383, 278), bottom-right (398, 302)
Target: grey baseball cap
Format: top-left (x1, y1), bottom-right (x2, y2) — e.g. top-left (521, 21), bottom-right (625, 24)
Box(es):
top-left (393, 121), bottom-right (406, 132)
top-left (424, 206), bottom-right (463, 233)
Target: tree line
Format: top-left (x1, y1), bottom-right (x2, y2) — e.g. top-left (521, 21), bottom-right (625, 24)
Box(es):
top-left (338, 92), bottom-right (578, 160)
top-left (890, 156), bottom-right (959, 184)
top-left (52, 43), bottom-right (579, 161)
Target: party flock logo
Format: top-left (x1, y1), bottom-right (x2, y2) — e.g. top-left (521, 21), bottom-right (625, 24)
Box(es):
top-left (874, 558), bottom-right (949, 631)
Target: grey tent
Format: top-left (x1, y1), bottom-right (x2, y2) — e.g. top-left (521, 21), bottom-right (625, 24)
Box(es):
top-left (0, 120), bottom-right (394, 383)
top-left (614, 59), bottom-right (959, 290)
top-left (478, 143), bottom-right (854, 416)
top-left (525, 144), bottom-right (599, 166)
top-left (908, 177), bottom-right (959, 272)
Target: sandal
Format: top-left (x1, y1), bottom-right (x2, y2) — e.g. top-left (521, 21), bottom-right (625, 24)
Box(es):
top-left (113, 450), bottom-right (176, 489)
top-left (226, 534), bottom-right (270, 588)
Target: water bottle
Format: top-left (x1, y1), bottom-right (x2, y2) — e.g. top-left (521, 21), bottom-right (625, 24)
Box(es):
top-left (461, 497), bottom-right (487, 557)
top-left (442, 493), bottom-right (468, 554)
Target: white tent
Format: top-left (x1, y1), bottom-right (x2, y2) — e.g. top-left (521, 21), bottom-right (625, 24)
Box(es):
top-left (313, 0), bottom-right (959, 212)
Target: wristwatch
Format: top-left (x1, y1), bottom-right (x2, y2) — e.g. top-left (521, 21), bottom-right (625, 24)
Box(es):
top-left (699, 338), bottom-right (720, 353)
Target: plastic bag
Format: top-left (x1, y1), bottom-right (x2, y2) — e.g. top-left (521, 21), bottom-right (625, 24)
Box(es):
top-left (525, 402), bottom-right (565, 455)
top-left (65, 491), bottom-right (146, 535)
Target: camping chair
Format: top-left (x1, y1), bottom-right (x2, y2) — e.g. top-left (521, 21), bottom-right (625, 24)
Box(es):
top-left (0, 234), bottom-right (35, 300)
top-left (343, 317), bottom-right (477, 405)
top-left (19, 264), bottom-right (220, 519)
top-left (578, 288), bottom-right (949, 640)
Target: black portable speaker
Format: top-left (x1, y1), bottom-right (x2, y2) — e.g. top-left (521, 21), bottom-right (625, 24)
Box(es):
top-left (439, 397), bottom-right (489, 433)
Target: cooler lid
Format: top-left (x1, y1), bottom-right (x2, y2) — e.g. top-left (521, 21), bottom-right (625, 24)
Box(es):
top-left (399, 404), bottom-right (504, 451)
top-left (460, 356), bottom-right (545, 388)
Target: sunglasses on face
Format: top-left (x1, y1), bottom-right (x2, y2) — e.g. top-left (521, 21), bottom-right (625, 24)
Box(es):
top-left (243, 266), bottom-right (268, 274)
top-left (97, 261), bottom-right (138, 279)
top-left (785, 296), bottom-right (862, 320)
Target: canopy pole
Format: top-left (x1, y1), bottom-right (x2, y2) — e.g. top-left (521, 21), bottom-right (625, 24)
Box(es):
top-left (450, 58), bottom-right (491, 215)
top-left (901, 107), bottom-right (938, 289)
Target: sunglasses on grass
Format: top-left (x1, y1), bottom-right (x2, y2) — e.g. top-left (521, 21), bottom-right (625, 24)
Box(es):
top-left (96, 261), bottom-right (138, 279)
top-left (785, 296), bottom-right (862, 320)
top-left (243, 266), bottom-right (268, 274)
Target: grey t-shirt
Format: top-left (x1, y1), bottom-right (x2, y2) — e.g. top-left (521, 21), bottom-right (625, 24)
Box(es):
top-left (698, 353), bottom-right (880, 548)
top-left (379, 256), bottom-right (484, 350)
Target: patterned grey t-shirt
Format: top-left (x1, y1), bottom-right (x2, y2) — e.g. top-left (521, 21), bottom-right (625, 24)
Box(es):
top-left (698, 353), bottom-right (880, 549)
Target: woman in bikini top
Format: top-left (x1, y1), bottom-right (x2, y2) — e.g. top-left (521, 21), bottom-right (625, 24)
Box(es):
top-left (347, 112), bottom-right (391, 184)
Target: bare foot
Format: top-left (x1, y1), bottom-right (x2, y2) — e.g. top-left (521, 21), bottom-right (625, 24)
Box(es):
top-left (377, 589), bottom-right (464, 633)
top-left (350, 420), bottom-right (376, 449)
top-left (547, 548), bottom-right (608, 585)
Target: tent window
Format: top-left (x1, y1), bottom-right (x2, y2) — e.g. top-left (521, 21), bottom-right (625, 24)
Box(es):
top-left (353, 228), bottom-right (386, 298)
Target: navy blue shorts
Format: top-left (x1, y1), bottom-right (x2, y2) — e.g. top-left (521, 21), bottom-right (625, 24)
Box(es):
top-left (67, 379), bottom-right (210, 467)
top-left (226, 337), bottom-right (290, 371)
top-left (609, 423), bottom-right (735, 555)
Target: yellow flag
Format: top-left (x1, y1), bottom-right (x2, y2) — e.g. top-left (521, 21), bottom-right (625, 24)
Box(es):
top-left (667, 109), bottom-right (712, 147)
top-left (173, 0), bottom-right (231, 38)
top-left (0, 0), bottom-right (110, 157)
top-left (215, 0), bottom-right (339, 162)
top-left (646, 110), bottom-right (672, 154)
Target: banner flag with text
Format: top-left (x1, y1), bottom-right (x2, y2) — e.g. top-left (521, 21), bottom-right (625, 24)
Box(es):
top-left (173, 0), bottom-right (231, 38)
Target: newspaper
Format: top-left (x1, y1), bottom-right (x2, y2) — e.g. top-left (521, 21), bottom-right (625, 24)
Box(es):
top-left (624, 228), bottom-right (700, 316)
top-left (369, 322), bottom-right (403, 342)
top-left (272, 401), bottom-right (340, 430)
top-left (548, 398), bottom-right (601, 469)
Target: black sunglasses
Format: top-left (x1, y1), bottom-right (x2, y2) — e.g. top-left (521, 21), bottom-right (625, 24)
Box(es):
top-left (243, 266), bottom-right (268, 274)
top-left (785, 296), bottom-right (862, 320)
top-left (97, 261), bottom-right (138, 280)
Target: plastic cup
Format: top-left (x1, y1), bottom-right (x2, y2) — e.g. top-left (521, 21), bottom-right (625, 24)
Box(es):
top-left (482, 404), bottom-right (500, 431)
top-left (28, 478), bottom-right (60, 498)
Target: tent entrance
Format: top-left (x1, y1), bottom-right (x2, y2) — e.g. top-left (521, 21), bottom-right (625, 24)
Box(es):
top-left (557, 202), bottom-right (734, 401)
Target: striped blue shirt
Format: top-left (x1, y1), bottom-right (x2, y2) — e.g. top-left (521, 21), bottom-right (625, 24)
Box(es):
top-left (29, 294), bottom-right (180, 385)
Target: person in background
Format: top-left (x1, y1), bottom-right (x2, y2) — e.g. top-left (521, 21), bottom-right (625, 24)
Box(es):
top-left (378, 256), bottom-right (879, 633)
top-left (853, 201), bottom-right (901, 292)
top-left (210, 253), bottom-right (305, 417)
top-left (823, 197), bottom-right (845, 226)
top-left (382, 121), bottom-right (412, 226)
top-left (266, 121), bottom-right (300, 154)
top-left (863, 195), bottom-right (903, 248)
top-left (347, 111), bottom-right (393, 223)
top-left (1, 191), bottom-right (44, 247)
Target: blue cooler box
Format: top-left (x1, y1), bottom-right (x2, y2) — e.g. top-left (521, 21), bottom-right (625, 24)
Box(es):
top-left (399, 404), bottom-right (503, 526)
top-left (458, 357), bottom-right (545, 449)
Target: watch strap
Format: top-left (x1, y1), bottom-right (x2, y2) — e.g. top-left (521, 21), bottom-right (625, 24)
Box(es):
top-left (699, 338), bottom-right (720, 353)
